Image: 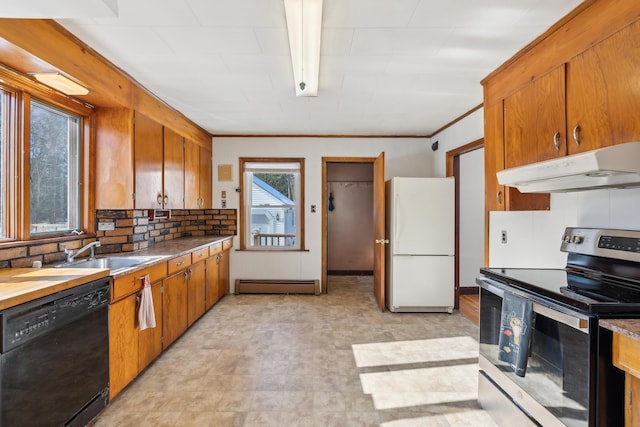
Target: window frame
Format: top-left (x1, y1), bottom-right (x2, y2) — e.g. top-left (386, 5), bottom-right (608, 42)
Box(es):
top-left (239, 157), bottom-right (305, 251)
top-left (0, 68), bottom-right (94, 243)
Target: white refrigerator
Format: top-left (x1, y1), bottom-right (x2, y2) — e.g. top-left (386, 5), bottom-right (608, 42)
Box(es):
top-left (385, 177), bottom-right (455, 313)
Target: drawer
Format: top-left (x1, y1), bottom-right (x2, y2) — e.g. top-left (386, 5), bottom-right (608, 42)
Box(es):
top-left (192, 248), bottom-right (208, 263)
top-left (209, 242), bottom-right (222, 256)
top-left (112, 262), bottom-right (167, 301)
top-left (223, 239), bottom-right (233, 250)
top-left (167, 254), bottom-right (191, 275)
top-left (613, 332), bottom-right (640, 378)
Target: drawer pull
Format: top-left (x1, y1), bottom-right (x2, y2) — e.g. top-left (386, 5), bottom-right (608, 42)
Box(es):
top-left (572, 125), bottom-right (581, 146)
top-left (176, 261), bottom-right (185, 266)
top-left (553, 131), bottom-right (561, 151)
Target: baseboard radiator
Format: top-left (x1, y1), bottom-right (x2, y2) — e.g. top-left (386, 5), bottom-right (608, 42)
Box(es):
top-left (235, 279), bottom-right (320, 295)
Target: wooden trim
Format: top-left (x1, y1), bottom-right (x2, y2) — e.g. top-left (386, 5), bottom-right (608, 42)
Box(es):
top-left (431, 104), bottom-right (483, 138)
top-left (482, 0), bottom-right (640, 106)
top-left (327, 270), bottom-right (373, 276)
top-left (18, 92), bottom-right (30, 240)
top-left (213, 134), bottom-right (430, 138)
top-left (460, 286), bottom-right (479, 295)
top-left (321, 156), bottom-right (377, 294)
top-left (0, 19), bottom-right (211, 145)
top-left (445, 138), bottom-right (484, 310)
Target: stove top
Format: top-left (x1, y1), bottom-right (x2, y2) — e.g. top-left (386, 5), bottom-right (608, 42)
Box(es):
top-left (480, 227), bottom-right (640, 315)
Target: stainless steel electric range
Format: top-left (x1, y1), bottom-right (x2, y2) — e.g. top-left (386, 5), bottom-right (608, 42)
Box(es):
top-left (477, 227), bottom-right (640, 427)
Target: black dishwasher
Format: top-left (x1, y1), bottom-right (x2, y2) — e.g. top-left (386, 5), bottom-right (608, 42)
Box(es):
top-left (0, 277), bottom-right (110, 427)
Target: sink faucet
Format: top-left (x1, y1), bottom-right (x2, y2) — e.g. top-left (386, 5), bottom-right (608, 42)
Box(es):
top-left (63, 241), bottom-right (101, 263)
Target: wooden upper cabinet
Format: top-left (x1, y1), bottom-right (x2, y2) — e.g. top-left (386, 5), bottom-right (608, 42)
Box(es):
top-left (484, 101), bottom-right (505, 213)
top-left (95, 108), bottom-right (135, 209)
top-left (567, 20), bottom-right (640, 154)
top-left (504, 65), bottom-right (566, 168)
top-left (184, 139), bottom-right (199, 209)
top-left (199, 146), bottom-right (212, 209)
top-left (162, 127), bottom-right (184, 210)
top-left (134, 112), bottom-right (164, 209)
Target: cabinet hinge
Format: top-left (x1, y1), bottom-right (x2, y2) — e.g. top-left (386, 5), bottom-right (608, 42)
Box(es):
top-left (160, 285), bottom-right (163, 294)
top-left (630, 387), bottom-right (633, 407)
top-left (160, 336), bottom-right (164, 344)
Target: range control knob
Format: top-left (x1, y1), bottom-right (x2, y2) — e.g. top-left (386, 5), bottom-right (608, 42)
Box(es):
top-left (562, 234), bottom-right (571, 243)
top-left (571, 235), bottom-right (584, 244)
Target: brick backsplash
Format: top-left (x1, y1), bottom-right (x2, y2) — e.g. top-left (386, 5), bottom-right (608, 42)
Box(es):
top-left (0, 208), bottom-right (237, 268)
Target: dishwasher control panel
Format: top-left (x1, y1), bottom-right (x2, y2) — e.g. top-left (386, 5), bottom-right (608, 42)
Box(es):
top-left (0, 277), bottom-right (110, 352)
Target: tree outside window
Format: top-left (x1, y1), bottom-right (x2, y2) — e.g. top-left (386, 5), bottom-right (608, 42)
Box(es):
top-left (29, 100), bottom-right (80, 234)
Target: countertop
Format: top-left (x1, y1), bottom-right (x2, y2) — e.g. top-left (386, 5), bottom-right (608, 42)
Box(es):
top-left (600, 319), bottom-right (640, 341)
top-left (0, 235), bottom-right (233, 310)
top-left (0, 268), bottom-right (110, 310)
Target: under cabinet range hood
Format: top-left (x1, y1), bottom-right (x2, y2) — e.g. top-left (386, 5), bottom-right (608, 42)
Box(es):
top-left (497, 141), bottom-right (640, 193)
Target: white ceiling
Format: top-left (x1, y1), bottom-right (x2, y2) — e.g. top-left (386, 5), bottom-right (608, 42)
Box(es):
top-left (19, 0), bottom-right (584, 136)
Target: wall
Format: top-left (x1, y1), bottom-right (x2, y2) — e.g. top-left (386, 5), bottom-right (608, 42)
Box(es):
top-left (212, 137), bottom-right (432, 291)
top-left (490, 188), bottom-right (640, 267)
top-left (430, 108), bottom-right (486, 287)
top-left (326, 163), bottom-right (373, 273)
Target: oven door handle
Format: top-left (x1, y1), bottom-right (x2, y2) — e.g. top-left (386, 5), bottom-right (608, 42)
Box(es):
top-left (477, 277), bottom-right (589, 333)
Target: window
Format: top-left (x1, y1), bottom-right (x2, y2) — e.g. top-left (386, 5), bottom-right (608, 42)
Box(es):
top-left (29, 100), bottom-right (80, 235)
top-left (240, 158), bottom-right (304, 250)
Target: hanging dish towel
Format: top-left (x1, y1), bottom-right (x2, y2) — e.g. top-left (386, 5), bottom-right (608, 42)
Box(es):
top-left (498, 291), bottom-right (533, 377)
top-left (138, 274), bottom-right (156, 331)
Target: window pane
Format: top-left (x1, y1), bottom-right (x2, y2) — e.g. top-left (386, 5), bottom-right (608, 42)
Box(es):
top-left (245, 164), bottom-right (301, 249)
top-left (30, 100), bottom-right (80, 234)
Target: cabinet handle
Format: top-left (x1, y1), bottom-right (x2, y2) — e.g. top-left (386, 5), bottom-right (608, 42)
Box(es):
top-left (572, 125), bottom-right (581, 146)
top-left (496, 191), bottom-right (503, 205)
top-left (157, 193), bottom-right (163, 205)
top-left (553, 131), bottom-right (561, 151)
top-left (163, 194), bottom-right (169, 205)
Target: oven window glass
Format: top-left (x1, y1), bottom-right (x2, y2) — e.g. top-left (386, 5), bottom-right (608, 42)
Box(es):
top-left (479, 288), bottom-right (590, 426)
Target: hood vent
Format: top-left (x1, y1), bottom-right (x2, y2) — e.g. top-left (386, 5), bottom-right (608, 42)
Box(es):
top-left (497, 141), bottom-right (640, 193)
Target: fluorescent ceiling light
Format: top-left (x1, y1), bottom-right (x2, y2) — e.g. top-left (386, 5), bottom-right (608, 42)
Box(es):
top-left (284, 0), bottom-right (323, 97)
top-left (31, 73), bottom-right (90, 96)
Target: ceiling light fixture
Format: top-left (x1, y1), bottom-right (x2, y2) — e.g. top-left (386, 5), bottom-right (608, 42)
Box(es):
top-left (284, 0), bottom-right (322, 97)
top-left (31, 72), bottom-right (90, 96)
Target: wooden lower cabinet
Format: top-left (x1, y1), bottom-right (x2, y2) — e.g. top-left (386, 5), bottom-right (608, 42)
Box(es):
top-left (109, 239), bottom-right (232, 398)
top-left (138, 281), bottom-right (163, 371)
top-left (205, 255), bottom-right (220, 310)
top-left (163, 270), bottom-right (188, 349)
top-left (109, 293), bottom-right (138, 399)
top-left (218, 249), bottom-right (230, 298)
top-left (187, 261), bottom-right (206, 327)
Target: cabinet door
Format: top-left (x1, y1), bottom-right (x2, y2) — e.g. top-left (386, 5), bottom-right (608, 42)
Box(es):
top-left (199, 146), bottom-right (212, 209)
top-left (184, 139), bottom-right (200, 209)
top-left (95, 108), bottom-right (135, 209)
top-left (109, 294), bottom-right (139, 399)
top-left (163, 271), bottom-right (188, 348)
top-left (218, 250), bottom-right (230, 299)
top-left (567, 21), bottom-right (640, 154)
top-left (163, 127), bottom-right (184, 209)
top-left (134, 112), bottom-right (163, 209)
top-left (138, 280), bottom-right (163, 371)
top-left (205, 255), bottom-right (220, 310)
top-left (187, 261), bottom-right (206, 327)
top-left (484, 101), bottom-right (505, 213)
top-left (504, 65), bottom-right (566, 167)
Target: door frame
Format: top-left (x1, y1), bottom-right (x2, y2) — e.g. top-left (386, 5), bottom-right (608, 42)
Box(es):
top-left (445, 138), bottom-right (484, 308)
top-left (321, 156), bottom-right (378, 294)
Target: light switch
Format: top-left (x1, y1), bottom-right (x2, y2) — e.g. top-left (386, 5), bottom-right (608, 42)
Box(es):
top-left (221, 190), bottom-right (227, 198)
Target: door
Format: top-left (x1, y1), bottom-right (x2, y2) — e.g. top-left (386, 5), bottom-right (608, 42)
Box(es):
top-left (373, 152), bottom-right (386, 311)
top-left (392, 177), bottom-right (454, 256)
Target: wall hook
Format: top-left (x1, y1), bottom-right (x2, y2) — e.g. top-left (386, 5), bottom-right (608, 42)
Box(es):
top-left (328, 192), bottom-right (335, 211)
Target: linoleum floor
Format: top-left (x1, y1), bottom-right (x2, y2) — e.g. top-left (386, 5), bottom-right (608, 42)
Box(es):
top-left (93, 275), bottom-right (496, 426)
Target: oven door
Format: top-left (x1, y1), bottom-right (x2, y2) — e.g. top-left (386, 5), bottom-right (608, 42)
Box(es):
top-left (478, 277), bottom-right (592, 427)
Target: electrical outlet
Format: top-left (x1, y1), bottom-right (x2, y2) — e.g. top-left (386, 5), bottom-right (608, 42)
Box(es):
top-left (98, 221), bottom-right (115, 231)
top-left (501, 230), bottom-right (507, 244)
top-left (221, 200), bottom-right (227, 208)
top-left (311, 205), bottom-right (316, 213)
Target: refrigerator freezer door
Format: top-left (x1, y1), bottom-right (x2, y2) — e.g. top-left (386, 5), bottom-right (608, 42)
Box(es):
top-left (392, 177), bottom-right (454, 256)
top-left (389, 255), bottom-right (454, 312)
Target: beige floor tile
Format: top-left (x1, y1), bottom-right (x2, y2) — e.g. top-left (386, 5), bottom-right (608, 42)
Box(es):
top-left (93, 276), bottom-right (494, 426)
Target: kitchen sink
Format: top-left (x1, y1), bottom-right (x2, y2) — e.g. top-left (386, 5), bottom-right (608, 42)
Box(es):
top-left (56, 256), bottom-right (164, 273)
